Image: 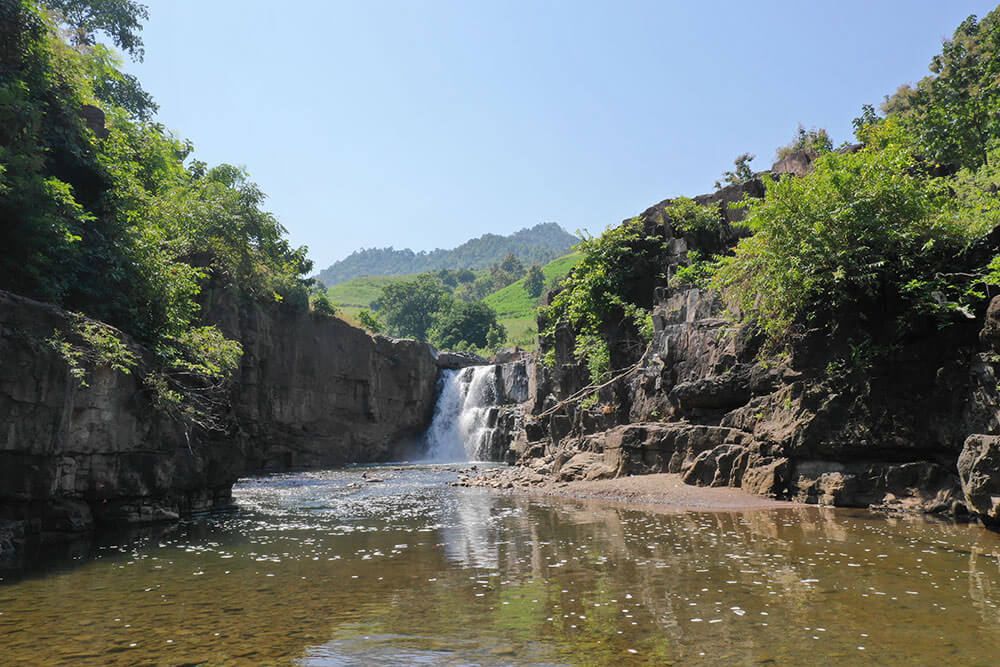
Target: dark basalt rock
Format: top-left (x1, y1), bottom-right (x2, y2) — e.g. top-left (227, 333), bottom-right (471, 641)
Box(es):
top-left (434, 350), bottom-right (487, 370)
top-left (0, 288), bottom-right (441, 552)
top-left (507, 177), bottom-right (1000, 521)
top-left (958, 434), bottom-right (1000, 522)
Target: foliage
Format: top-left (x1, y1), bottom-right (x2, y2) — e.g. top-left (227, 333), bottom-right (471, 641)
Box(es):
top-left (665, 196), bottom-right (720, 234)
top-left (46, 313), bottom-right (138, 385)
top-left (373, 275), bottom-right (449, 341)
top-left (574, 333), bottom-right (610, 384)
top-left (524, 264), bottom-right (545, 298)
top-left (482, 251), bottom-right (581, 349)
top-left (539, 219), bottom-right (660, 380)
top-left (41, 0), bottom-right (149, 60)
top-left (670, 251), bottom-right (717, 288)
top-left (883, 9), bottom-right (1000, 171)
top-left (432, 301), bottom-right (506, 351)
top-left (489, 252), bottom-right (526, 287)
top-left (357, 309), bottom-right (382, 333)
top-left (712, 125), bottom-right (999, 345)
top-left (714, 152), bottom-right (755, 189)
top-left (775, 125), bottom-right (833, 160)
top-left (310, 292), bottom-right (338, 316)
top-left (315, 222), bottom-right (578, 286)
top-left (1, 1), bottom-right (315, 430)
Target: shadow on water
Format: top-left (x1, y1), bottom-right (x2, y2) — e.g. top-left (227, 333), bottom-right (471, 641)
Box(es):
top-left (3, 464), bottom-right (1000, 665)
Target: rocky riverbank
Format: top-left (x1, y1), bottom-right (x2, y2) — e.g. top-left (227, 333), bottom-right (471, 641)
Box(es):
top-left (464, 159), bottom-right (1000, 524)
top-left (0, 288), bottom-right (443, 553)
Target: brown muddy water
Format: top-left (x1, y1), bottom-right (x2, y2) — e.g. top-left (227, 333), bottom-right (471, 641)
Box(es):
top-left (3, 464), bottom-right (1000, 665)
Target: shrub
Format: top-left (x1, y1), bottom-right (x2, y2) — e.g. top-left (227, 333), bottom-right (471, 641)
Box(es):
top-left (713, 125), bottom-right (998, 345)
top-left (357, 309), bottom-right (382, 333)
top-left (714, 153), bottom-right (755, 189)
top-left (310, 292), bottom-right (338, 316)
top-left (775, 125), bottom-right (832, 160)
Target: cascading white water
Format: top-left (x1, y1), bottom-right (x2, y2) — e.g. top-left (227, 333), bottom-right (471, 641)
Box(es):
top-left (423, 365), bottom-right (501, 462)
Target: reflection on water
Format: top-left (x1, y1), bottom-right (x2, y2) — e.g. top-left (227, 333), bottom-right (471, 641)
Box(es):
top-left (3, 464), bottom-right (1000, 665)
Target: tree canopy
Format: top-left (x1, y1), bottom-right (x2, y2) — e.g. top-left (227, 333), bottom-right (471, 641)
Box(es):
top-left (0, 0), bottom-right (313, 427)
top-left (884, 11), bottom-right (1000, 171)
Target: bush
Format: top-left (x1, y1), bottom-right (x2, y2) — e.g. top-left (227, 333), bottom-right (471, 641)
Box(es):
top-left (775, 125), bottom-right (832, 160)
top-left (539, 217), bottom-right (662, 381)
top-left (712, 124), bottom-right (998, 345)
top-left (310, 292), bottom-right (338, 316)
top-left (432, 301), bottom-right (506, 351)
top-left (670, 251), bottom-right (716, 288)
top-left (357, 309), bottom-right (382, 333)
top-left (714, 153), bottom-right (755, 189)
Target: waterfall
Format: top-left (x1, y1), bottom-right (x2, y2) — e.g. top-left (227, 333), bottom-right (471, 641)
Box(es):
top-left (424, 365), bottom-right (502, 462)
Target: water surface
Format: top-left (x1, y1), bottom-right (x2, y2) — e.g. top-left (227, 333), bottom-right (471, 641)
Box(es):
top-left (3, 465), bottom-right (1000, 665)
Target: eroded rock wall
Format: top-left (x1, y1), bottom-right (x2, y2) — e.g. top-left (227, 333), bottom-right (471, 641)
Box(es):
top-left (506, 181), bottom-right (1000, 521)
top-left (0, 291), bottom-right (238, 550)
top-left (203, 286), bottom-right (439, 469)
top-left (0, 288), bottom-right (440, 552)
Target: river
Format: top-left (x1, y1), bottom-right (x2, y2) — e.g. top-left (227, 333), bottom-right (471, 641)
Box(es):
top-left (3, 464), bottom-right (1000, 665)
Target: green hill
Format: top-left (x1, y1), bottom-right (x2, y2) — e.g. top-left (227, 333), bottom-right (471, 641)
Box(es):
top-left (324, 273), bottom-right (422, 322)
top-left (327, 252), bottom-right (581, 348)
top-left (315, 222), bottom-right (578, 286)
top-left (483, 252), bottom-right (582, 348)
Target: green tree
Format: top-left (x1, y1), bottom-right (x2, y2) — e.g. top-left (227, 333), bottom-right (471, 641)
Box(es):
top-left (883, 10), bottom-right (1000, 170)
top-left (41, 0), bottom-right (149, 59)
top-left (714, 152), bottom-right (755, 189)
top-left (373, 275), bottom-right (450, 341)
top-left (489, 252), bottom-right (526, 290)
top-left (524, 264), bottom-right (545, 298)
top-left (712, 122), bottom-right (997, 345)
top-left (775, 125), bottom-right (833, 160)
top-left (0, 1), bottom-right (313, 428)
top-left (432, 301), bottom-right (506, 351)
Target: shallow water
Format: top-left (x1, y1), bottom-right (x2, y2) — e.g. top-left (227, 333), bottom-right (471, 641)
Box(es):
top-left (4, 465), bottom-right (1000, 665)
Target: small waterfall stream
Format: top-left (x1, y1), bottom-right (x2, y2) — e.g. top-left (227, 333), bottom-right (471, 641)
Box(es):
top-left (424, 365), bottom-right (502, 462)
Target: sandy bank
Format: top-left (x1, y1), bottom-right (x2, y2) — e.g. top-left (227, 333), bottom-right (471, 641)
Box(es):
top-left (457, 467), bottom-right (796, 512)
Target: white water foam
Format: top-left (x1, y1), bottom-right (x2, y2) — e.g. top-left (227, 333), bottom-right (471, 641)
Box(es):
top-left (423, 365), bottom-right (501, 462)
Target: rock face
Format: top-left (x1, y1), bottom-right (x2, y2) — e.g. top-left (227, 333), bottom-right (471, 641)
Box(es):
top-left (203, 288), bottom-right (439, 469)
top-left (0, 289), bottom-right (440, 550)
top-left (496, 180), bottom-right (1000, 521)
top-left (958, 434), bottom-right (1000, 521)
top-left (0, 291), bottom-right (236, 548)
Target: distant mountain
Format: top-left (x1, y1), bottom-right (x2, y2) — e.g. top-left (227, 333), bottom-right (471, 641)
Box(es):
top-left (314, 222), bottom-right (579, 286)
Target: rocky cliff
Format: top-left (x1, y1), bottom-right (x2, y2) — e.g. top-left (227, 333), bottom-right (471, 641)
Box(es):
top-left (468, 160), bottom-right (1000, 523)
top-left (0, 289), bottom-right (440, 555)
top-left (202, 285), bottom-right (440, 469)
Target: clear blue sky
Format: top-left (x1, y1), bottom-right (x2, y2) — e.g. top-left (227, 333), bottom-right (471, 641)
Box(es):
top-left (123, 1), bottom-right (997, 271)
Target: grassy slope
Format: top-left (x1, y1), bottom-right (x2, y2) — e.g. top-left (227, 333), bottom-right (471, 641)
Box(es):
top-left (325, 273), bottom-right (422, 321)
top-left (484, 251), bottom-right (582, 349)
top-left (327, 251), bottom-right (581, 348)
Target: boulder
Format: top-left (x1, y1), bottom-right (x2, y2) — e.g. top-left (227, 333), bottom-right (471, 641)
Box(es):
top-left (557, 452), bottom-right (615, 482)
top-left (434, 350), bottom-right (487, 370)
top-left (771, 149), bottom-right (815, 177)
top-left (958, 434), bottom-right (1000, 521)
top-left (981, 296), bottom-right (1000, 352)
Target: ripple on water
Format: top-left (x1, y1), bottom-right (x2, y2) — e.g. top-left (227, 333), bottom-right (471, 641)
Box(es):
top-left (1, 465), bottom-right (1000, 665)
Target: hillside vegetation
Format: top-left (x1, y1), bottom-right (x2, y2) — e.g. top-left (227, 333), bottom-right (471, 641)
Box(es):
top-left (0, 0), bottom-right (318, 428)
top-left (483, 252), bottom-right (582, 348)
top-left (325, 273), bottom-right (427, 322)
top-left (315, 222), bottom-right (577, 286)
top-left (540, 6), bottom-right (1000, 383)
top-left (328, 252), bottom-right (581, 350)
